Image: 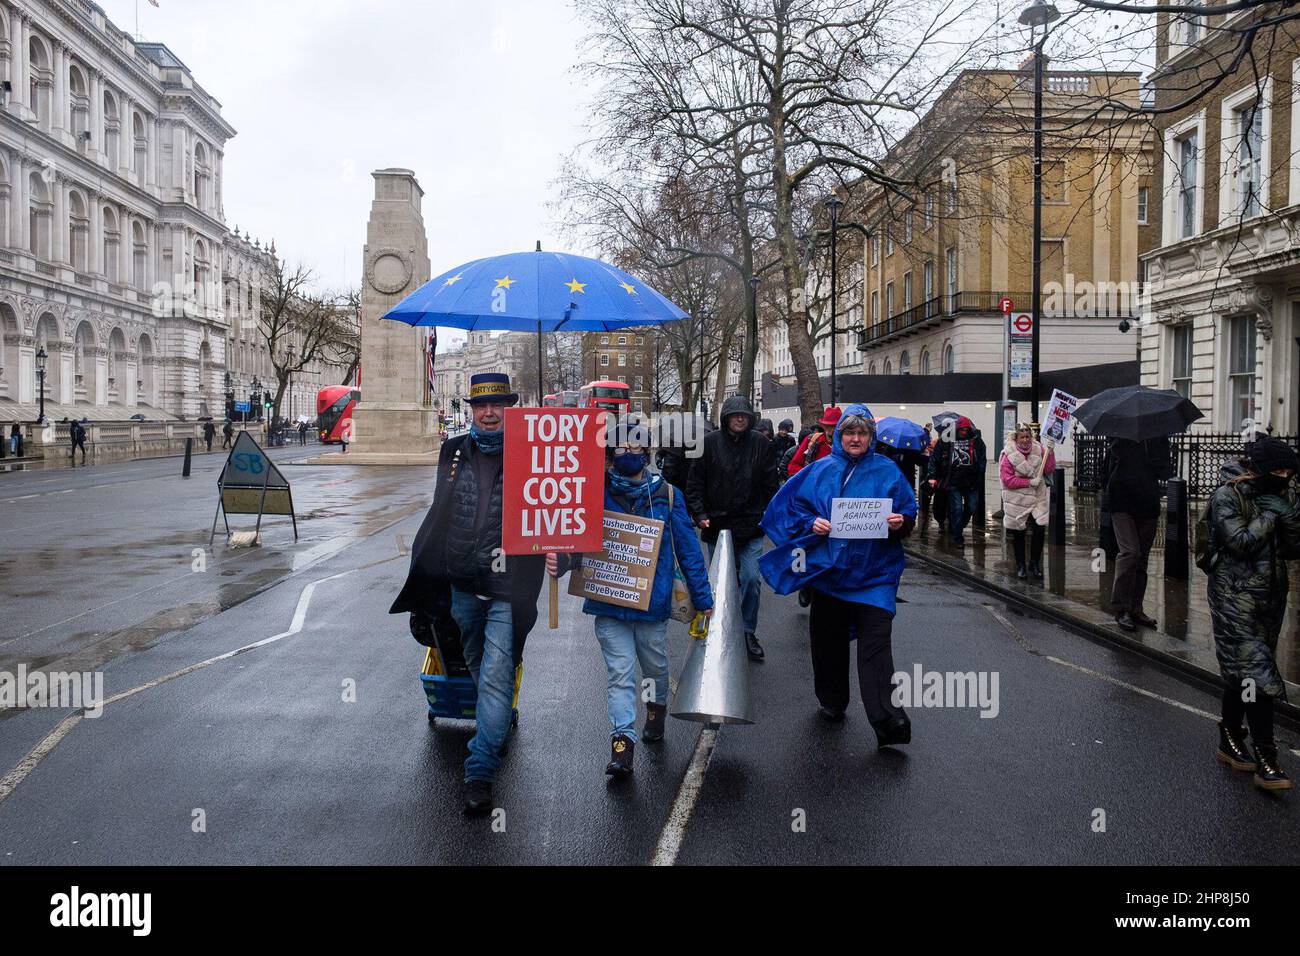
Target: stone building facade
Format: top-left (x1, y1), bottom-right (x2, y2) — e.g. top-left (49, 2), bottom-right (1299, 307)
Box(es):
top-left (0, 0), bottom-right (345, 425)
top-left (1140, 5), bottom-right (1300, 434)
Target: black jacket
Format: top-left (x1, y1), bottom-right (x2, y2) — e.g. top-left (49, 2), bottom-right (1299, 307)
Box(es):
top-left (1103, 437), bottom-right (1173, 519)
top-left (685, 396), bottom-right (778, 544)
top-left (390, 433), bottom-right (546, 656)
top-left (926, 431), bottom-right (986, 490)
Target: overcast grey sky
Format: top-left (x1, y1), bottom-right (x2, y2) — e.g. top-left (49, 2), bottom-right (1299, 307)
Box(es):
top-left (99, 0), bottom-right (591, 307)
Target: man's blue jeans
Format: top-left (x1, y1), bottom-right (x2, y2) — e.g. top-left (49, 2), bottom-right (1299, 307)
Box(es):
top-left (947, 485), bottom-right (980, 542)
top-left (708, 535), bottom-right (764, 633)
top-left (593, 616), bottom-right (669, 743)
top-left (449, 587), bottom-right (516, 783)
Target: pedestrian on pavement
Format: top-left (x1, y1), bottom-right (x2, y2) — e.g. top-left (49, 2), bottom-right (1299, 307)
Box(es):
top-left (547, 422), bottom-right (713, 778)
top-left (1205, 437), bottom-right (1300, 791)
top-left (686, 394), bottom-right (778, 662)
top-left (69, 419), bottom-right (88, 466)
top-left (787, 406), bottom-right (841, 477)
top-left (11, 422), bottom-right (23, 458)
top-left (1103, 435), bottom-right (1173, 632)
top-left (203, 419), bottom-right (216, 452)
top-left (759, 404), bottom-right (918, 746)
top-left (298, 420), bottom-right (308, 445)
top-left (389, 372), bottom-right (548, 817)
top-left (1000, 423), bottom-right (1055, 580)
top-left (222, 419), bottom-right (233, 449)
top-left (926, 416), bottom-right (985, 545)
top-left (774, 419), bottom-right (796, 463)
top-left (756, 418), bottom-right (775, 443)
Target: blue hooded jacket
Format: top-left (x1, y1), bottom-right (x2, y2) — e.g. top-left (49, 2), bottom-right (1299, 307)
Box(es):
top-left (576, 471), bottom-right (714, 623)
top-left (758, 403), bottom-right (918, 614)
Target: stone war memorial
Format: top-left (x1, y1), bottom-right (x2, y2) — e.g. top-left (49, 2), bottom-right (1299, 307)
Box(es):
top-left (335, 167), bottom-right (438, 465)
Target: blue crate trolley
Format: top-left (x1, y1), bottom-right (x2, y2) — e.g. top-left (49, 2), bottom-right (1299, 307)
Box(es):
top-left (420, 644), bottom-right (522, 728)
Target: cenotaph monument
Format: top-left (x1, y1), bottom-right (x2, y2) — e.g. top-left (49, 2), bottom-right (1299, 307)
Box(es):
top-left (341, 168), bottom-right (439, 464)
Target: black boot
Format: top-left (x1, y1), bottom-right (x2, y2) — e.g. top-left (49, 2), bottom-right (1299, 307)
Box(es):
top-left (1253, 743), bottom-right (1292, 791)
top-left (818, 705), bottom-right (846, 723)
top-left (745, 632), bottom-right (765, 662)
top-left (797, 587), bottom-right (812, 608)
top-left (1029, 525), bottom-right (1045, 579)
top-left (1216, 722), bottom-right (1256, 772)
top-left (874, 715), bottom-right (912, 749)
top-left (606, 733), bottom-right (634, 778)
top-left (1011, 531), bottom-right (1026, 579)
top-left (642, 703), bottom-right (667, 742)
top-left (463, 779), bottom-right (493, 816)
top-left (1029, 562), bottom-right (1043, 580)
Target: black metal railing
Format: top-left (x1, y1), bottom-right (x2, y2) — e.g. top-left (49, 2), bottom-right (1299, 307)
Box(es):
top-left (861, 290), bottom-right (1028, 345)
top-left (1074, 431), bottom-right (1300, 497)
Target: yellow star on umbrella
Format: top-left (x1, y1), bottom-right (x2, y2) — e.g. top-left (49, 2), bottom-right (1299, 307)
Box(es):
top-left (443, 274), bottom-right (463, 286)
top-left (495, 276), bottom-right (516, 289)
top-left (619, 281), bottom-right (637, 295)
top-left (565, 278), bottom-right (587, 294)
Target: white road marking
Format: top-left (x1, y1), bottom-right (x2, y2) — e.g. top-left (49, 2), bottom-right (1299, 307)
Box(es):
top-left (983, 605), bottom-right (1219, 721)
top-left (1042, 655), bottom-right (1220, 722)
top-left (0, 566), bottom-right (356, 808)
top-left (0, 714), bottom-right (83, 805)
top-left (651, 725), bottom-right (718, 866)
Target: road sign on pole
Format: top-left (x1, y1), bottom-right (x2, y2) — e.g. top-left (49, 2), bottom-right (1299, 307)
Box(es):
top-left (999, 297), bottom-right (1014, 314)
top-left (1009, 312), bottom-right (1035, 391)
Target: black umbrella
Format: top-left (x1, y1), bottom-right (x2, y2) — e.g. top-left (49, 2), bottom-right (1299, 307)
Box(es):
top-left (1075, 385), bottom-right (1203, 441)
top-left (932, 410), bottom-right (960, 428)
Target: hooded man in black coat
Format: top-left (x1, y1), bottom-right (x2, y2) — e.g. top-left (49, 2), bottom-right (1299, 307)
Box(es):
top-left (686, 395), bottom-right (778, 661)
top-left (390, 373), bottom-right (546, 817)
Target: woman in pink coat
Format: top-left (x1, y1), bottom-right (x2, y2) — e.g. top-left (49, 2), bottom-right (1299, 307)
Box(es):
top-left (1000, 423), bottom-right (1056, 580)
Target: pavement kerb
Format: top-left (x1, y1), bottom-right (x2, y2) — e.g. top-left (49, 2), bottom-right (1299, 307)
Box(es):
top-left (904, 544), bottom-right (1300, 729)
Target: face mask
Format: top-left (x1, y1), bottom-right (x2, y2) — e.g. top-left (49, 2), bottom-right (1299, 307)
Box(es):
top-left (612, 451), bottom-right (647, 476)
top-left (1016, 438), bottom-right (1032, 452)
top-left (1254, 473), bottom-right (1291, 495)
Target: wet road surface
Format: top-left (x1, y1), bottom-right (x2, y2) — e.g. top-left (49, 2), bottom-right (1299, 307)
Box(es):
top-left (2, 458), bottom-right (1300, 864)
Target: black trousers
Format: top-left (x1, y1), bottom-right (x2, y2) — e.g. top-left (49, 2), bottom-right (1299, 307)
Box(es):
top-left (1222, 685), bottom-right (1275, 746)
top-left (808, 591), bottom-right (905, 729)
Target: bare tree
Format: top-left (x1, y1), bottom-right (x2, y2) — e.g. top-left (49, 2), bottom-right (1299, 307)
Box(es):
top-left (257, 259), bottom-right (360, 423)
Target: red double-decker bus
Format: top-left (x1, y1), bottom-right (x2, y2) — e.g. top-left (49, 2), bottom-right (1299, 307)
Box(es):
top-left (317, 386), bottom-right (360, 443)
top-left (543, 391), bottom-right (582, 408)
top-left (578, 380), bottom-right (630, 412)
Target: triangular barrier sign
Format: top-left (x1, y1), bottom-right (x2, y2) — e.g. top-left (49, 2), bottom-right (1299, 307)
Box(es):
top-left (209, 431), bottom-right (297, 545)
top-left (218, 430), bottom-right (289, 490)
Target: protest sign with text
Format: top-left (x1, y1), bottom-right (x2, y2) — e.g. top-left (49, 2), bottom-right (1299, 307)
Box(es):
top-left (831, 497), bottom-right (892, 539)
top-left (568, 511), bottom-right (664, 611)
top-left (502, 407), bottom-right (605, 554)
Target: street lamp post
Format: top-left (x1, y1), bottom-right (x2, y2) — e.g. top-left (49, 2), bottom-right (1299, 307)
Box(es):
top-left (285, 344), bottom-right (296, 422)
top-left (1019, 0), bottom-right (1061, 424)
top-left (35, 346), bottom-right (48, 425)
top-left (826, 194), bottom-right (844, 407)
top-left (747, 275), bottom-right (760, 407)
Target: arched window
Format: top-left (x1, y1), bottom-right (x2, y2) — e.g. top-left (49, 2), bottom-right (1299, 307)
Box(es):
top-left (67, 191), bottom-right (88, 270)
top-left (28, 172), bottom-right (52, 260)
top-left (884, 358), bottom-right (893, 375)
top-left (102, 206), bottom-right (120, 283)
top-left (28, 35), bottom-right (50, 128)
top-left (900, 350), bottom-right (911, 375)
top-left (133, 113), bottom-right (148, 185)
top-left (103, 90), bottom-right (120, 168)
top-left (944, 344), bottom-right (955, 374)
top-left (868, 361), bottom-right (877, 375)
top-left (132, 220), bottom-right (147, 289)
top-left (69, 64), bottom-right (89, 148)
top-left (920, 349), bottom-right (931, 375)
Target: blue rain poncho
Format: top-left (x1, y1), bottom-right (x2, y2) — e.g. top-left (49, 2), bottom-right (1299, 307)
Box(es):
top-left (758, 403), bottom-right (918, 615)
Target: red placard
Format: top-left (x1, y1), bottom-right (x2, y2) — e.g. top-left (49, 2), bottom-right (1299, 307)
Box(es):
top-left (501, 407), bottom-right (606, 555)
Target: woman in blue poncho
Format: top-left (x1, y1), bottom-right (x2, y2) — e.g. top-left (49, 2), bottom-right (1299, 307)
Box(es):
top-left (759, 404), bottom-right (918, 748)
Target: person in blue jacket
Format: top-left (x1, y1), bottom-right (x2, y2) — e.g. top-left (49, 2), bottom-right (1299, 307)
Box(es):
top-left (759, 404), bottom-right (919, 748)
top-left (548, 421), bottom-right (714, 779)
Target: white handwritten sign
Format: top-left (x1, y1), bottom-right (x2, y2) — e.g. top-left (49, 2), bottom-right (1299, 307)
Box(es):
top-left (831, 497), bottom-right (892, 539)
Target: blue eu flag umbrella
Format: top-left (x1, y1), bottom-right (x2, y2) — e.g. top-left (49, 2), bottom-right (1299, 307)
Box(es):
top-left (383, 244), bottom-right (689, 401)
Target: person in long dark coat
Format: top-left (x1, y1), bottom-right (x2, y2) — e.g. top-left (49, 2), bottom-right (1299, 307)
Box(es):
top-left (1206, 437), bottom-right (1300, 791)
top-left (1104, 436), bottom-right (1173, 631)
top-left (390, 373), bottom-right (546, 817)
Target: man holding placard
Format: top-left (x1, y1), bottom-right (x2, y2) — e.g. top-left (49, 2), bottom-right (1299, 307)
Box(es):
top-left (390, 373), bottom-right (549, 817)
top-left (759, 405), bottom-right (919, 749)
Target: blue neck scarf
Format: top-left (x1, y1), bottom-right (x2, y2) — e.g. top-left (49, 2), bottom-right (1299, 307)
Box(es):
top-left (470, 424), bottom-right (504, 455)
top-left (607, 469), bottom-right (661, 513)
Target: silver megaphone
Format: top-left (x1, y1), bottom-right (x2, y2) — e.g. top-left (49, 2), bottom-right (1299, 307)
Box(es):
top-left (671, 529), bottom-right (755, 725)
